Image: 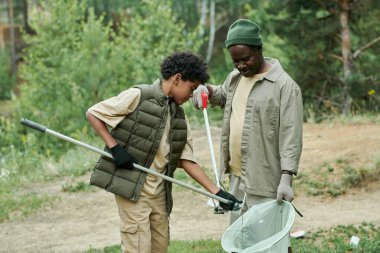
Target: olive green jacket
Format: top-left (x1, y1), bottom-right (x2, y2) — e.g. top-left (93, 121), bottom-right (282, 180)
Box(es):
top-left (90, 80), bottom-right (187, 214)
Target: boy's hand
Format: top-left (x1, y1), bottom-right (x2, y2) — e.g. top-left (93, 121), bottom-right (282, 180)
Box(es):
top-left (110, 144), bottom-right (136, 170)
top-left (191, 85), bottom-right (209, 109)
top-left (216, 189), bottom-right (242, 211)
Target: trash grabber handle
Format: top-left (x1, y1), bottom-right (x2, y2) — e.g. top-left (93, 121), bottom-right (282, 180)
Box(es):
top-left (21, 118), bottom-right (47, 133)
top-left (201, 92), bottom-right (220, 188)
top-left (20, 118), bottom-right (232, 205)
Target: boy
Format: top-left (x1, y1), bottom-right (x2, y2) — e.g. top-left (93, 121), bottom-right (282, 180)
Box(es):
top-left (86, 51), bottom-right (240, 253)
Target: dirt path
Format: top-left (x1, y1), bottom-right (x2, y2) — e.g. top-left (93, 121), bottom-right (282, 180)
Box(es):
top-left (1, 123), bottom-right (380, 253)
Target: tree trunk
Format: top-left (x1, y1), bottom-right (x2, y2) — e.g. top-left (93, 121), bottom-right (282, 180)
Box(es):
top-left (7, 0), bottom-right (17, 74)
top-left (0, 8), bottom-right (3, 49)
top-left (339, 0), bottom-right (353, 114)
top-left (23, 0), bottom-right (36, 35)
top-left (199, 0), bottom-right (207, 38)
top-left (206, 0), bottom-right (215, 63)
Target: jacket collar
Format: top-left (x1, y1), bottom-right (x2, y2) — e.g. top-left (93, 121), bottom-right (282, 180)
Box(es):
top-left (230, 57), bottom-right (284, 83)
top-left (152, 79), bottom-right (170, 106)
top-left (152, 79), bottom-right (179, 116)
top-left (261, 57), bottom-right (284, 83)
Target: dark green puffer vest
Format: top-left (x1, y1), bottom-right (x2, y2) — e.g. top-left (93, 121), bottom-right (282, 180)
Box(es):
top-left (90, 80), bottom-right (187, 214)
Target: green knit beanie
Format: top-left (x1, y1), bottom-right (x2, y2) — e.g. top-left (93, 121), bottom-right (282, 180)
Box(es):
top-left (225, 19), bottom-right (263, 48)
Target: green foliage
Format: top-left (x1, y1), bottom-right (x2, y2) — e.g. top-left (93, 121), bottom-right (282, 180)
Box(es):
top-left (0, 116), bottom-right (21, 149)
top-left (0, 128), bottom-right (44, 187)
top-left (259, 0), bottom-right (380, 118)
top-left (111, 0), bottom-right (203, 89)
top-left (18, 0), bottom-right (102, 155)
top-left (85, 0), bottom-right (137, 26)
top-left (15, 0), bottom-right (203, 157)
top-left (0, 49), bottom-right (16, 100)
top-left (183, 101), bottom-right (224, 129)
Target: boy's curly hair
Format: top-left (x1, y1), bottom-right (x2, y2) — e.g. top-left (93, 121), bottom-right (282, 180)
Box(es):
top-left (160, 51), bottom-right (209, 84)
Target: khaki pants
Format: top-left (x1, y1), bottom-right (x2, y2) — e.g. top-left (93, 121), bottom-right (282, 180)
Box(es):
top-left (115, 194), bottom-right (169, 253)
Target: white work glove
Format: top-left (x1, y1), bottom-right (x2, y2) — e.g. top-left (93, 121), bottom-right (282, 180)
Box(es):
top-left (276, 174), bottom-right (294, 202)
top-left (191, 85), bottom-right (209, 109)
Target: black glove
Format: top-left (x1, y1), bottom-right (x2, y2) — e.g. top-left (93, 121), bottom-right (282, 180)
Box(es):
top-left (215, 189), bottom-right (242, 211)
top-left (110, 144), bottom-right (136, 170)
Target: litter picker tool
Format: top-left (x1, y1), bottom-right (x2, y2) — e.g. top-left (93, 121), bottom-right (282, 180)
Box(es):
top-left (20, 118), bottom-right (238, 208)
top-left (201, 91), bottom-right (226, 214)
top-left (201, 91), bottom-right (220, 188)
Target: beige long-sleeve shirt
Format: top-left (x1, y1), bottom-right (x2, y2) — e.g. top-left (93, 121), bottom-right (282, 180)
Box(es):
top-left (229, 73), bottom-right (266, 176)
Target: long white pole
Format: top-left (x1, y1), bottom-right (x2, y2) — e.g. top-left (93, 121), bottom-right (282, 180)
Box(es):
top-left (20, 118), bottom-right (231, 204)
top-left (201, 91), bottom-right (220, 187)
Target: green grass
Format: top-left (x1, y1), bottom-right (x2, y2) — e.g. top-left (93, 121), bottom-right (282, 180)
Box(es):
top-left (84, 240), bottom-right (223, 253)
top-left (173, 167), bottom-right (215, 191)
top-left (62, 181), bottom-right (96, 193)
top-left (0, 141), bottom-right (100, 222)
top-left (295, 158), bottom-right (380, 197)
top-left (83, 223), bottom-right (380, 253)
top-left (0, 192), bottom-right (57, 222)
top-left (82, 223), bottom-right (380, 253)
top-left (321, 113), bottom-right (380, 125)
top-left (183, 101), bottom-right (224, 128)
top-left (0, 100), bottom-right (14, 116)
top-left (84, 245), bottom-right (120, 253)
top-left (168, 240), bottom-right (224, 253)
top-left (291, 223), bottom-right (380, 253)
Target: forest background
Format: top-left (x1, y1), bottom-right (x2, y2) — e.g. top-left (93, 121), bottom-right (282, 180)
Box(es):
top-left (0, 0), bottom-right (380, 252)
top-left (1, 0), bottom-right (379, 156)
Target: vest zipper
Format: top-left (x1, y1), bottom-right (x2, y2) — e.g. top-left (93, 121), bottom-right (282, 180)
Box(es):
top-left (145, 98), bottom-right (170, 168)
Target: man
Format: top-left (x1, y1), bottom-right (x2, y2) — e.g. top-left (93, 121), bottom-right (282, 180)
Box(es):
top-left (192, 19), bottom-right (303, 253)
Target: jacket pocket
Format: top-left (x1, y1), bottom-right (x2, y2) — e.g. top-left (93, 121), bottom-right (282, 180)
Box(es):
top-left (119, 223), bottom-right (140, 252)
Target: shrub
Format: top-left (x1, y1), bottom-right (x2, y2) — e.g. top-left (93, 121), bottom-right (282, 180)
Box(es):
top-left (16, 0), bottom-right (203, 156)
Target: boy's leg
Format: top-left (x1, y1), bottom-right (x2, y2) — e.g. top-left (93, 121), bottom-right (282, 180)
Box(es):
top-left (115, 195), bottom-right (152, 253)
top-left (150, 194), bottom-right (169, 253)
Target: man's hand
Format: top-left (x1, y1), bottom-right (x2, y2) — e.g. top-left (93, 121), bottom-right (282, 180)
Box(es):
top-left (276, 174), bottom-right (294, 202)
top-left (216, 189), bottom-right (242, 211)
top-left (191, 85), bottom-right (209, 109)
top-left (110, 144), bottom-right (137, 170)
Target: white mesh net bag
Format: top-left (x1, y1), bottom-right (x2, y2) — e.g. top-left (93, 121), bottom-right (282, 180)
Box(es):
top-left (221, 200), bottom-right (295, 253)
